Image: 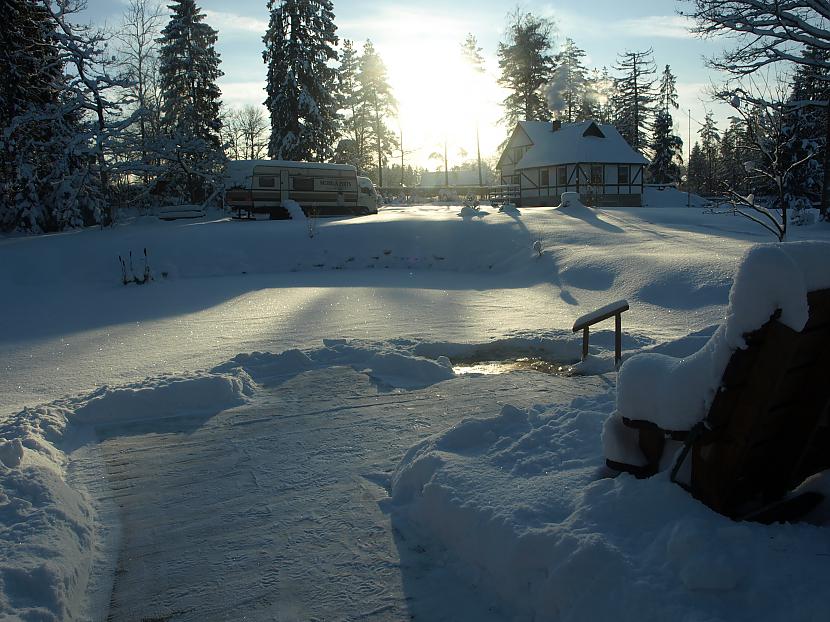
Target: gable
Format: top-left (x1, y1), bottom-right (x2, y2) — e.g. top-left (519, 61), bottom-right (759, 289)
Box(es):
top-left (496, 124), bottom-right (534, 170)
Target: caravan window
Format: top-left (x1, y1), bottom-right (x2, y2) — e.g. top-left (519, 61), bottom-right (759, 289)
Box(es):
top-left (259, 175), bottom-right (275, 188)
top-left (292, 177), bottom-right (314, 191)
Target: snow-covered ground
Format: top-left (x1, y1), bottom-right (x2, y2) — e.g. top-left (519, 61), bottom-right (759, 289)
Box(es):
top-left (1, 201), bottom-right (829, 620)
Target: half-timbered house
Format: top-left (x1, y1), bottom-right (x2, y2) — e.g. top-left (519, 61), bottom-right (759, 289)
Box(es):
top-left (496, 120), bottom-right (649, 207)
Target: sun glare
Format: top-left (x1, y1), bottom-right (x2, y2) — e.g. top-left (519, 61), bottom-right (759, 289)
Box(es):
top-left (375, 21), bottom-right (506, 174)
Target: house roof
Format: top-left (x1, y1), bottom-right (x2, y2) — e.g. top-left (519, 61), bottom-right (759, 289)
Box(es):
top-left (513, 120), bottom-right (648, 170)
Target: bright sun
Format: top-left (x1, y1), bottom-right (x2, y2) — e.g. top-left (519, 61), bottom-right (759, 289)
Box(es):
top-left (375, 23), bottom-right (506, 173)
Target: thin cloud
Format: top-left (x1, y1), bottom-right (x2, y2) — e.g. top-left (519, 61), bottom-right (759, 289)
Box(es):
top-left (205, 10), bottom-right (268, 35)
top-left (615, 15), bottom-right (696, 39)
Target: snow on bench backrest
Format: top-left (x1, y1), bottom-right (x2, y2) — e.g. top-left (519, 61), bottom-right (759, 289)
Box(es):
top-left (615, 241), bottom-right (830, 432)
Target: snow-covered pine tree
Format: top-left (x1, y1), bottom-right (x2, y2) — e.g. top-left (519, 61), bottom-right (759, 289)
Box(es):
top-left (547, 38), bottom-right (589, 123)
top-left (157, 0), bottom-right (224, 205)
top-left (1, 0), bottom-right (64, 231)
top-left (783, 46), bottom-right (830, 211)
top-left (497, 10), bottom-right (555, 127)
top-left (648, 65), bottom-right (683, 183)
top-left (613, 49), bottom-right (657, 153)
top-left (2, 0), bottom-right (127, 232)
top-left (357, 40), bottom-right (397, 187)
top-left (263, 0), bottom-right (339, 162)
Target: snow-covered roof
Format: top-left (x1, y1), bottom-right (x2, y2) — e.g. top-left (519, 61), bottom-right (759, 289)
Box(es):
top-left (513, 121), bottom-right (648, 169)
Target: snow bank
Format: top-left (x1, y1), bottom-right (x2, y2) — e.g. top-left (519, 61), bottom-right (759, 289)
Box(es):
top-left (283, 199), bottom-right (306, 220)
top-left (607, 241), bottom-right (830, 457)
top-left (0, 369), bottom-right (254, 620)
top-left (72, 372), bottom-right (254, 425)
top-left (390, 389), bottom-right (830, 621)
top-left (215, 341), bottom-right (455, 390)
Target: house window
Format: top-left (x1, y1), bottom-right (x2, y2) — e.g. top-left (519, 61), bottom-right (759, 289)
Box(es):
top-left (259, 175), bottom-right (275, 188)
top-left (591, 165), bottom-right (604, 185)
top-left (513, 147), bottom-right (524, 163)
top-left (540, 168), bottom-right (550, 187)
top-left (618, 166), bottom-right (630, 185)
top-left (557, 166), bottom-right (567, 186)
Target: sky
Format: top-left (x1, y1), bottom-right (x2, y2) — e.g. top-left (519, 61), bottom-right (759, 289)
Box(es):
top-left (82, 0), bottom-right (739, 170)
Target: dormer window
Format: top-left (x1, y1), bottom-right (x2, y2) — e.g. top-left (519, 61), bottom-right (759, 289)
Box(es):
top-left (582, 122), bottom-right (605, 138)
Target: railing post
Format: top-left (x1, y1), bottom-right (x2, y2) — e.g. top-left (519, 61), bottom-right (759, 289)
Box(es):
top-left (572, 300), bottom-right (630, 369)
top-left (582, 327), bottom-right (590, 361)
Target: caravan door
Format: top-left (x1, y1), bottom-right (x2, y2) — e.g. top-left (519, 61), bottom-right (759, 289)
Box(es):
top-left (280, 169), bottom-right (289, 206)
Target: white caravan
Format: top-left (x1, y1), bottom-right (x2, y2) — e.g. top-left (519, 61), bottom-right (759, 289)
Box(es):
top-left (225, 160), bottom-right (377, 218)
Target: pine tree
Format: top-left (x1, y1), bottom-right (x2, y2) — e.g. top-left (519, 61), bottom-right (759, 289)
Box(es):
top-left (698, 112), bottom-right (721, 195)
top-left (687, 142), bottom-right (706, 193)
top-left (263, 0), bottom-right (339, 162)
top-left (497, 10), bottom-right (555, 127)
top-left (783, 46), bottom-right (830, 209)
top-left (648, 65), bottom-right (683, 183)
top-left (1, 0), bottom-right (64, 231)
top-left (357, 40), bottom-right (397, 187)
top-left (547, 38), bottom-right (589, 123)
top-left (614, 49), bottom-right (657, 152)
top-left (335, 39), bottom-right (371, 171)
top-left (157, 0), bottom-right (224, 204)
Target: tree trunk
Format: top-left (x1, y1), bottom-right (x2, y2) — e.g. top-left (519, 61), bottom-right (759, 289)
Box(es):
top-left (476, 125), bottom-right (482, 186)
top-left (822, 102), bottom-right (830, 218)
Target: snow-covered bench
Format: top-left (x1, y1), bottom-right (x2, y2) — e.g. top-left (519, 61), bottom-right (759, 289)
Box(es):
top-left (604, 242), bottom-right (830, 521)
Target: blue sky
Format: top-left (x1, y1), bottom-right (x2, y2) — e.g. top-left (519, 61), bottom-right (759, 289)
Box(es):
top-left (83, 0), bottom-right (736, 167)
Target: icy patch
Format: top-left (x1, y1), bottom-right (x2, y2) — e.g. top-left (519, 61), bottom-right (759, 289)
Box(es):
top-left (413, 333), bottom-right (582, 368)
top-left (391, 390), bottom-right (830, 620)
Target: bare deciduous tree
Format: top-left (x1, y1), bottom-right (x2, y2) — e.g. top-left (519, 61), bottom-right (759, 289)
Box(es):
top-left (685, 0), bottom-right (830, 215)
top-left (116, 0), bottom-right (164, 184)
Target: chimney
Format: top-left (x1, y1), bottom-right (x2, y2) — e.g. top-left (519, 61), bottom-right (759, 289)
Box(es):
top-left (551, 119), bottom-right (562, 132)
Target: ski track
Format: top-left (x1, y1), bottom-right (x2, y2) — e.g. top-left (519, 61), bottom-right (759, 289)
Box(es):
top-left (70, 366), bottom-right (604, 621)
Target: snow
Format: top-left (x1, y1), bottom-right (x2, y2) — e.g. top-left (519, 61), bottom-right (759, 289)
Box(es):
top-left (516, 120), bottom-right (649, 169)
top-left (2, 200), bottom-right (830, 620)
top-left (572, 298), bottom-right (629, 329)
top-left (282, 198), bottom-right (305, 219)
top-left (609, 241), bottom-right (830, 438)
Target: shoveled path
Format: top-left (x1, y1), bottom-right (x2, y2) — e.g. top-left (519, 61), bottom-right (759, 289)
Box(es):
top-left (73, 366), bottom-right (607, 621)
